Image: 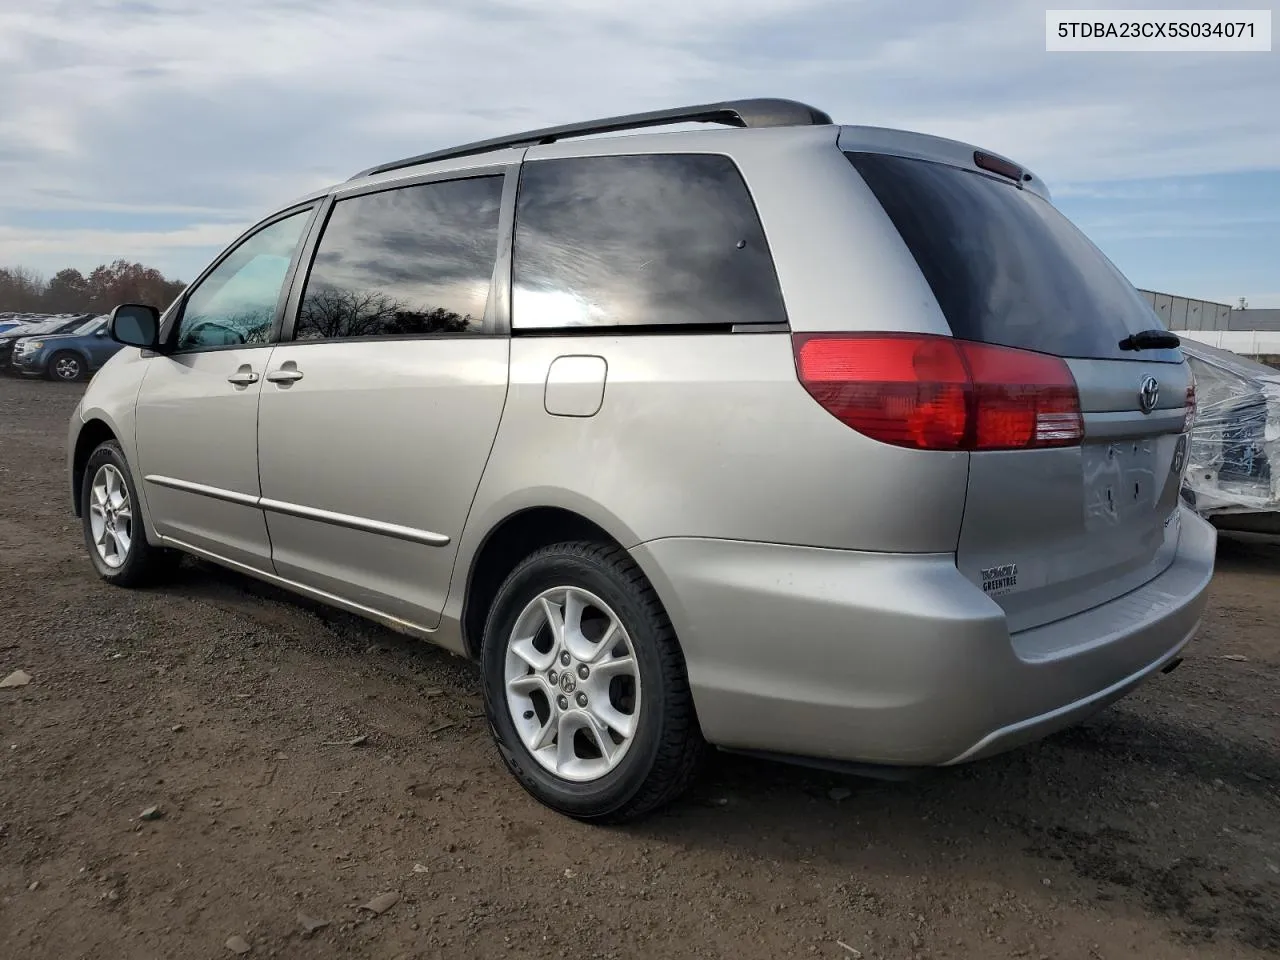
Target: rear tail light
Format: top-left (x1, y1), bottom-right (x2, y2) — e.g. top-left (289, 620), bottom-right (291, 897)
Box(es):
top-left (1183, 379), bottom-right (1197, 433)
top-left (792, 333), bottom-right (1083, 451)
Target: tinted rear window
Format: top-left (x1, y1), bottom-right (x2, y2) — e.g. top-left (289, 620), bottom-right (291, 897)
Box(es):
top-left (513, 154), bottom-right (787, 330)
top-left (847, 152), bottom-right (1181, 363)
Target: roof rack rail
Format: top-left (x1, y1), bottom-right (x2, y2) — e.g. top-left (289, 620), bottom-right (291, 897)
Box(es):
top-left (350, 98), bottom-right (832, 180)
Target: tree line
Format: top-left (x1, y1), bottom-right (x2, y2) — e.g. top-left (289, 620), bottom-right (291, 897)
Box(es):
top-left (0, 262), bottom-right (187, 316)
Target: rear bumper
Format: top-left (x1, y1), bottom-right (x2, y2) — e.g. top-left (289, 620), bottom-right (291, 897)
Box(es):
top-left (632, 505), bottom-right (1216, 767)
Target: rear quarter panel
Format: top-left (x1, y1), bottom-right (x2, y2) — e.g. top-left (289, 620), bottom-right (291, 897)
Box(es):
top-left (458, 332), bottom-right (970, 554)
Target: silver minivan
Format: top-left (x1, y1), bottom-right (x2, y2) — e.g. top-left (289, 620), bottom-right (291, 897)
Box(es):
top-left (69, 99), bottom-right (1215, 821)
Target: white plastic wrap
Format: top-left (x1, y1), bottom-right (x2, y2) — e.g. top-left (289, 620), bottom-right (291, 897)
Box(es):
top-left (1181, 342), bottom-right (1280, 518)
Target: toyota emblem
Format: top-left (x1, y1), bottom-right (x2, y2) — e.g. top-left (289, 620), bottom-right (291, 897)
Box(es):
top-left (1138, 375), bottom-right (1159, 415)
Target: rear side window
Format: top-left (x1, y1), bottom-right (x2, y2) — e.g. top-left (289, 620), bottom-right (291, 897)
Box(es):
top-left (847, 152), bottom-right (1182, 363)
top-left (295, 176), bottom-right (503, 341)
top-left (512, 154), bottom-right (786, 330)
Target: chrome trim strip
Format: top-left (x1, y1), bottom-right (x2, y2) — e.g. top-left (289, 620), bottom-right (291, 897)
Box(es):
top-left (143, 475), bottom-right (450, 547)
top-left (144, 474), bottom-right (259, 507)
top-left (258, 498), bottom-right (450, 546)
top-left (157, 536), bottom-right (436, 637)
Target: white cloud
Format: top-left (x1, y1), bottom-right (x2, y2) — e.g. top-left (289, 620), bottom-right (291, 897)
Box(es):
top-left (0, 221), bottom-right (249, 277)
top-left (0, 0), bottom-right (1276, 292)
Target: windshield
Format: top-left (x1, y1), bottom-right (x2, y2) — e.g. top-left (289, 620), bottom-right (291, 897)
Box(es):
top-left (73, 317), bottom-right (103, 335)
top-left (847, 152), bottom-right (1183, 363)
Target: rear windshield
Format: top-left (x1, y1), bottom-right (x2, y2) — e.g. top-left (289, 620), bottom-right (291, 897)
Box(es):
top-left (847, 152), bottom-right (1182, 363)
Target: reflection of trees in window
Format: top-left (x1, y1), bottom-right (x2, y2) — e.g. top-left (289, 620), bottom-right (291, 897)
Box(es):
top-left (294, 177), bottom-right (502, 342)
top-left (296, 287), bottom-right (472, 340)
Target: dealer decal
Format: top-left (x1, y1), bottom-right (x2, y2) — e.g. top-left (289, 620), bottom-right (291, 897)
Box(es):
top-left (980, 563), bottom-right (1018, 595)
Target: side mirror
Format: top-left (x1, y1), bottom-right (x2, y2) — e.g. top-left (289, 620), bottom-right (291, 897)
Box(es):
top-left (94, 327), bottom-right (107, 337)
top-left (109, 304), bottom-right (161, 350)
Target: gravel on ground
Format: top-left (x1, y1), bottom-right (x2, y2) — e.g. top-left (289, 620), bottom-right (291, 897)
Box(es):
top-left (2, 376), bottom-right (1277, 959)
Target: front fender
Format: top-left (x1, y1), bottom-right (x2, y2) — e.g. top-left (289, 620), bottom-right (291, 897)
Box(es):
top-left (71, 349), bottom-right (158, 542)
top-left (66, 396), bottom-right (86, 512)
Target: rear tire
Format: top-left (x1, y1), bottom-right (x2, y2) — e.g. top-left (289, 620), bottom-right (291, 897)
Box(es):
top-left (481, 541), bottom-right (704, 822)
top-left (49, 351), bottom-right (86, 382)
top-left (81, 441), bottom-right (175, 586)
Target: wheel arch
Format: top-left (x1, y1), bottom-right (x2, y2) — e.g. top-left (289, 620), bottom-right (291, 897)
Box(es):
top-left (71, 418), bottom-right (120, 517)
top-left (457, 500), bottom-right (677, 663)
top-left (460, 506), bottom-right (617, 660)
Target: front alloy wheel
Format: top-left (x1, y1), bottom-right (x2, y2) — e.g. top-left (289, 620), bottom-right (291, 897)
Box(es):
top-left (88, 463), bottom-right (133, 568)
top-left (80, 439), bottom-right (173, 586)
top-left (51, 353), bottom-right (84, 381)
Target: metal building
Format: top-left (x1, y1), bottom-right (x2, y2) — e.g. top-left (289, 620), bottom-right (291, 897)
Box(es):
top-left (1137, 290), bottom-right (1280, 333)
top-left (1137, 289), bottom-right (1233, 331)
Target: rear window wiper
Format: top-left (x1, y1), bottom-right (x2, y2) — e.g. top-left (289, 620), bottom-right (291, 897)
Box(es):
top-left (1118, 329), bottom-right (1181, 351)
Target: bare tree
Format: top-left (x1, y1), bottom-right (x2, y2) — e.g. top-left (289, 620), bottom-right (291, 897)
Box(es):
top-left (298, 287), bottom-right (473, 339)
top-left (0, 267), bottom-right (47, 312)
top-left (0, 260), bottom-right (185, 315)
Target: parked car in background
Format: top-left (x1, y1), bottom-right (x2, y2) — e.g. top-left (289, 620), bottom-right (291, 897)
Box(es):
top-left (69, 98), bottom-right (1215, 822)
top-left (1180, 340), bottom-right (1280, 533)
top-left (0, 313), bottom-right (54, 334)
top-left (0, 315), bottom-right (94, 371)
top-left (12, 315), bottom-right (119, 381)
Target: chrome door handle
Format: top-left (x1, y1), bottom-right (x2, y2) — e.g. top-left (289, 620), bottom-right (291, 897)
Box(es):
top-left (227, 370), bottom-right (259, 386)
top-left (266, 368), bottom-right (304, 383)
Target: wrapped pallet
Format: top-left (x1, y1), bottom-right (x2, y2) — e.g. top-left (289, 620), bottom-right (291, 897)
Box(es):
top-left (1180, 340), bottom-right (1280, 533)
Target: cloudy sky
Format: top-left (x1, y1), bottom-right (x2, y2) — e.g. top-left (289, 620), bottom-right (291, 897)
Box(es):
top-left (1, 0), bottom-right (1277, 306)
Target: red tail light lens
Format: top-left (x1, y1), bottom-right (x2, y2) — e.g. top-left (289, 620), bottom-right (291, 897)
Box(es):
top-left (793, 333), bottom-right (1083, 451)
top-left (1183, 379), bottom-right (1197, 433)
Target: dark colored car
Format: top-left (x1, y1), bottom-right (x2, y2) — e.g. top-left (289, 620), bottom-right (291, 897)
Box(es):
top-left (0, 315), bottom-right (94, 371)
top-left (11, 316), bottom-right (121, 381)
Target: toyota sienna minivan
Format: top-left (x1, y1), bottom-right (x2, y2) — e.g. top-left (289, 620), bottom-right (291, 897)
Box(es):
top-left (69, 99), bottom-right (1215, 822)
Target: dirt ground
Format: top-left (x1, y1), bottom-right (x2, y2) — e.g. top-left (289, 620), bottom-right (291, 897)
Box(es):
top-left (1, 375), bottom-right (1277, 960)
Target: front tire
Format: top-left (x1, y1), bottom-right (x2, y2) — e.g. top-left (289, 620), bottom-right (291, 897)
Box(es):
top-left (81, 441), bottom-right (173, 586)
top-left (481, 541), bottom-right (704, 822)
top-left (49, 351), bottom-right (86, 382)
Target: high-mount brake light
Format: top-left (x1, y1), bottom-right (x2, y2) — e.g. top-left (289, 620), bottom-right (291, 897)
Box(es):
top-left (792, 333), bottom-right (1084, 452)
top-left (973, 151), bottom-right (1025, 182)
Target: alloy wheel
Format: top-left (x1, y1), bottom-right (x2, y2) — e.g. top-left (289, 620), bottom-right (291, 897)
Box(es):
top-left (503, 586), bottom-right (642, 782)
top-left (54, 355), bottom-right (82, 380)
top-left (88, 463), bottom-right (133, 568)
